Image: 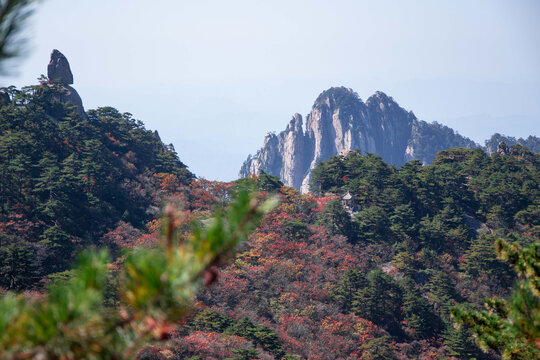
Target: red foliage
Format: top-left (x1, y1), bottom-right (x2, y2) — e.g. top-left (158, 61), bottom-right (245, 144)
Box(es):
top-left (173, 331), bottom-right (272, 359)
top-left (100, 221), bottom-right (142, 248)
top-left (311, 194), bottom-right (339, 213)
top-left (175, 192), bottom-right (405, 358)
top-left (0, 212), bottom-right (43, 239)
top-left (189, 179), bottom-right (234, 211)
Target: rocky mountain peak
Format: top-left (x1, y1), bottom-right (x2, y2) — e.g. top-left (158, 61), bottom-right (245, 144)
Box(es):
top-left (367, 91), bottom-right (392, 107)
top-left (285, 113), bottom-right (303, 133)
top-left (314, 87), bottom-right (362, 109)
top-left (367, 90), bottom-right (391, 102)
top-left (366, 91), bottom-right (411, 116)
top-left (47, 49), bottom-right (74, 85)
top-left (240, 87), bottom-right (478, 193)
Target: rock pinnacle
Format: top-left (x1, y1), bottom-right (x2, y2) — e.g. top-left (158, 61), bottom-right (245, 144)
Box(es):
top-left (47, 49), bottom-right (74, 84)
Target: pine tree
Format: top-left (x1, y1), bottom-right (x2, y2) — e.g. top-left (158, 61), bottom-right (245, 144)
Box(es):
top-left (0, 191), bottom-right (277, 358)
top-left (232, 348), bottom-right (260, 360)
top-left (331, 269), bottom-right (367, 312)
top-left (443, 323), bottom-right (483, 360)
top-left (0, 235), bottom-right (38, 290)
top-left (316, 199), bottom-right (355, 239)
top-left (358, 335), bottom-right (395, 360)
top-left (352, 269), bottom-right (403, 334)
top-left (452, 239), bottom-right (540, 360)
top-left (191, 309), bottom-right (232, 333)
top-left (401, 278), bottom-right (439, 339)
top-left (428, 271), bottom-right (456, 321)
top-left (39, 224), bottom-right (74, 274)
top-left (354, 205), bottom-right (390, 243)
top-left (460, 234), bottom-right (511, 285)
top-left (0, 0), bottom-right (37, 71)
top-left (257, 170), bottom-right (284, 193)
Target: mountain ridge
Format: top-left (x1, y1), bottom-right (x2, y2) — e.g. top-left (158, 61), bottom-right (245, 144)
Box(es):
top-left (240, 87), bottom-right (484, 192)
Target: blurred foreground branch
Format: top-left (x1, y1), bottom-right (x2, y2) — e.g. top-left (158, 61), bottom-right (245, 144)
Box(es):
top-left (451, 239), bottom-right (540, 360)
top-left (0, 191), bottom-right (277, 359)
top-left (0, 0), bottom-right (37, 73)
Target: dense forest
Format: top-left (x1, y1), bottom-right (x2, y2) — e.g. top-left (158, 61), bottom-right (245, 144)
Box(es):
top-left (0, 2), bottom-right (538, 359)
top-left (167, 147), bottom-right (539, 359)
top-left (0, 81), bottom-right (539, 359)
top-left (0, 82), bottom-right (193, 289)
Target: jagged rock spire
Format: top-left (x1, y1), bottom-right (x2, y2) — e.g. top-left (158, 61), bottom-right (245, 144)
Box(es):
top-left (47, 49), bottom-right (73, 84)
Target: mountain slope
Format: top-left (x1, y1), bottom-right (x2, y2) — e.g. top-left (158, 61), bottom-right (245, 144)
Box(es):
top-left (174, 146), bottom-right (539, 359)
top-left (0, 59), bottom-right (193, 289)
top-left (240, 87), bottom-right (479, 192)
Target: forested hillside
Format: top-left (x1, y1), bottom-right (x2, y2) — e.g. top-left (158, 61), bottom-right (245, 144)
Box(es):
top-left (168, 146), bottom-right (539, 359)
top-left (0, 82), bottom-right (193, 290)
top-left (1, 82), bottom-right (538, 359)
top-left (1, 3), bottom-right (538, 359)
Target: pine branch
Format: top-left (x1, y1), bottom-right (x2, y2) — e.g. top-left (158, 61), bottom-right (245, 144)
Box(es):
top-left (0, 0), bottom-right (36, 73)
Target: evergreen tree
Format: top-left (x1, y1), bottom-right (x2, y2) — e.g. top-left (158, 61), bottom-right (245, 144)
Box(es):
top-left (0, 83), bottom-right (194, 287)
top-left (354, 206), bottom-right (390, 243)
top-left (0, 235), bottom-right (38, 290)
top-left (0, 0), bottom-right (37, 71)
top-left (443, 324), bottom-right (484, 360)
top-left (460, 234), bottom-right (511, 281)
top-left (39, 224), bottom-right (74, 274)
top-left (401, 278), bottom-right (439, 339)
top-left (0, 191), bottom-right (275, 358)
top-left (257, 170), bottom-right (284, 193)
top-left (358, 335), bottom-right (395, 360)
top-left (316, 199), bottom-right (356, 240)
top-left (331, 269), bottom-right (367, 312)
top-left (389, 202), bottom-right (417, 236)
top-left (227, 317), bottom-right (284, 358)
top-left (191, 309), bottom-right (232, 333)
top-left (428, 271), bottom-right (456, 321)
top-left (352, 269), bottom-right (403, 334)
top-left (452, 240), bottom-right (540, 360)
top-left (231, 348), bottom-right (260, 360)
top-left (281, 218), bottom-right (311, 242)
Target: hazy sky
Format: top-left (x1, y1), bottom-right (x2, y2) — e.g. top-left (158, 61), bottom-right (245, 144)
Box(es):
top-left (3, 0), bottom-right (540, 180)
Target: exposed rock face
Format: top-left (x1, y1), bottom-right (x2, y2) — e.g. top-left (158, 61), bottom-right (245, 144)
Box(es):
top-left (485, 133), bottom-right (540, 155)
top-left (47, 49), bottom-right (74, 85)
top-left (496, 142), bottom-right (510, 155)
top-left (57, 85), bottom-right (85, 117)
top-left (240, 87), bottom-right (478, 193)
top-left (46, 49), bottom-right (85, 118)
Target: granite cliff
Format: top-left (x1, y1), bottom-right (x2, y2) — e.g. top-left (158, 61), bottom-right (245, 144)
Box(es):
top-left (240, 87), bottom-right (478, 192)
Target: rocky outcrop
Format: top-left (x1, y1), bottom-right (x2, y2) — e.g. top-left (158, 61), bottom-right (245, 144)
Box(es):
top-left (240, 87), bottom-right (479, 193)
top-left (48, 49), bottom-right (74, 84)
top-left (47, 49), bottom-right (86, 118)
top-left (484, 133), bottom-right (540, 155)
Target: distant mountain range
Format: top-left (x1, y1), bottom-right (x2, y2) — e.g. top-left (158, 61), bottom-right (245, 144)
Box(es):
top-left (239, 87), bottom-right (539, 192)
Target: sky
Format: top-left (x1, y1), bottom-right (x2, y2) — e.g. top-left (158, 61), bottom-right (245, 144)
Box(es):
top-left (2, 0), bottom-right (540, 181)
